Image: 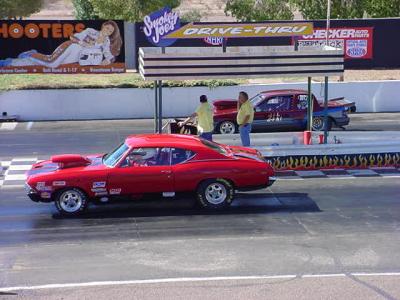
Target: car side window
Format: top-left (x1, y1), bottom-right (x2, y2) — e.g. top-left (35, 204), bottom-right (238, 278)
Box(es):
top-left (257, 96), bottom-right (292, 112)
top-left (120, 147), bottom-right (171, 167)
top-left (171, 148), bottom-right (196, 165)
top-left (296, 95), bottom-right (309, 110)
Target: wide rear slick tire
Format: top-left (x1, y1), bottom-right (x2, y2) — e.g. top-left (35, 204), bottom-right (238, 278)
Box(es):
top-left (54, 188), bottom-right (88, 216)
top-left (196, 179), bottom-right (234, 210)
top-left (217, 121), bottom-right (238, 134)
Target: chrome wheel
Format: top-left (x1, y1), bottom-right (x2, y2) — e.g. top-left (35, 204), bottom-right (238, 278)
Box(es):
top-left (219, 121), bottom-right (236, 134)
top-left (59, 190), bottom-right (83, 213)
top-left (205, 183), bottom-right (227, 205)
top-left (312, 117), bottom-right (324, 131)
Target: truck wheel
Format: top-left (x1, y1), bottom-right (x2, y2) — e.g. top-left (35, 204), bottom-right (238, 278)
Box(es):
top-left (217, 121), bottom-right (237, 134)
top-left (312, 117), bottom-right (332, 131)
top-left (196, 179), bottom-right (234, 209)
top-left (55, 188), bottom-right (88, 216)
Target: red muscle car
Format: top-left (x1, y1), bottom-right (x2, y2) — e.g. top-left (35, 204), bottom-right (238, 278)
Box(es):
top-left (213, 89), bottom-right (356, 134)
top-left (25, 134), bottom-right (275, 216)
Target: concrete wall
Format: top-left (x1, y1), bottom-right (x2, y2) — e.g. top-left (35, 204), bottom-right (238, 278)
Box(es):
top-left (1, 80), bottom-right (399, 121)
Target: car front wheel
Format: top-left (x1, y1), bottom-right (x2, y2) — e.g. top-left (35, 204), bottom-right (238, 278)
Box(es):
top-left (196, 179), bottom-right (234, 209)
top-left (217, 121), bottom-right (237, 134)
top-left (55, 188), bottom-right (88, 216)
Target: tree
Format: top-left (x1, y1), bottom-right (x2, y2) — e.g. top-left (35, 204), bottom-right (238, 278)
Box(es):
top-left (364, 0), bottom-right (400, 18)
top-left (88, 0), bottom-right (180, 22)
top-left (293, 0), bottom-right (365, 20)
top-left (225, 0), bottom-right (294, 21)
top-left (0, 0), bottom-right (43, 19)
top-left (180, 9), bottom-right (202, 22)
top-left (72, 0), bottom-right (98, 19)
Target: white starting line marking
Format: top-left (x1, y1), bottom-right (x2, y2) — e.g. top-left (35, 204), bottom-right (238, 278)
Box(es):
top-left (26, 121), bottom-right (34, 130)
top-left (0, 122), bottom-right (17, 130)
top-left (1, 272), bottom-right (400, 292)
top-left (11, 157), bottom-right (38, 162)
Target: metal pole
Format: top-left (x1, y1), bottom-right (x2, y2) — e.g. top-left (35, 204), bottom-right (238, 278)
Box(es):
top-left (323, 76), bottom-right (329, 144)
top-left (158, 80), bottom-right (163, 133)
top-left (154, 80), bottom-right (158, 133)
top-left (307, 77), bottom-right (313, 131)
top-left (326, 0), bottom-right (331, 47)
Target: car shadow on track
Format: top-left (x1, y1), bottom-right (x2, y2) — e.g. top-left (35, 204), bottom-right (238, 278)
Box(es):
top-left (52, 192), bottom-right (321, 219)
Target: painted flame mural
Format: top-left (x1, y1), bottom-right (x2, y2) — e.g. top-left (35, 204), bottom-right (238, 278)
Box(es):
top-left (266, 152), bottom-right (400, 171)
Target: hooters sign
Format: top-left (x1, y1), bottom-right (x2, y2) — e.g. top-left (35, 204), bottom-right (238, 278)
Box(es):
top-left (0, 20), bottom-right (125, 74)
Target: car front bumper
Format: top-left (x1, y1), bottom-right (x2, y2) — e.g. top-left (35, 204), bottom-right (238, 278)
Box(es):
top-left (27, 190), bottom-right (52, 203)
top-left (333, 116), bottom-right (350, 127)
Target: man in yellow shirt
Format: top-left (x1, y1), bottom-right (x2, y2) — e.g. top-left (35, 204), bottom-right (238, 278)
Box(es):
top-left (178, 95), bottom-right (214, 141)
top-left (236, 91), bottom-right (254, 146)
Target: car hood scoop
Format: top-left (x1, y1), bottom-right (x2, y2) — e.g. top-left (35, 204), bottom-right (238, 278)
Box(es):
top-left (51, 154), bottom-right (91, 169)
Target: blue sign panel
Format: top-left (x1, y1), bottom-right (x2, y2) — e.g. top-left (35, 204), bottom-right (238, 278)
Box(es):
top-left (143, 6), bottom-right (180, 47)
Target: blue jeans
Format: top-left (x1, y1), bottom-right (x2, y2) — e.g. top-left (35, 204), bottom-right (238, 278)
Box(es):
top-left (239, 123), bottom-right (252, 146)
top-left (200, 132), bottom-right (213, 141)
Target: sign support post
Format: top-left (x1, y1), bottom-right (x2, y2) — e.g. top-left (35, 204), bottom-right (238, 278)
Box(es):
top-left (307, 77), bottom-right (313, 131)
top-left (154, 80), bottom-right (159, 133)
top-left (158, 80), bottom-right (163, 133)
top-left (323, 76), bottom-right (329, 143)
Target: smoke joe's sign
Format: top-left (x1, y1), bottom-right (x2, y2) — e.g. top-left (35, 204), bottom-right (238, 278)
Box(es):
top-left (143, 6), bottom-right (180, 47)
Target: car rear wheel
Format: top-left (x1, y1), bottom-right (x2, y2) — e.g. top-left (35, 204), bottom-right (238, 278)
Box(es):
top-left (312, 117), bottom-right (332, 131)
top-left (217, 121), bottom-right (237, 134)
top-left (196, 179), bottom-right (234, 209)
top-left (55, 188), bottom-right (88, 216)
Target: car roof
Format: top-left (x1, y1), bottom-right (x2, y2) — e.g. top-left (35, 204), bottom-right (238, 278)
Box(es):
top-left (125, 134), bottom-right (204, 148)
top-left (259, 89), bottom-right (308, 97)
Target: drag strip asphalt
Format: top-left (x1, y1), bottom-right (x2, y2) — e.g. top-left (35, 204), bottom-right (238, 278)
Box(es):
top-left (0, 177), bottom-right (399, 291)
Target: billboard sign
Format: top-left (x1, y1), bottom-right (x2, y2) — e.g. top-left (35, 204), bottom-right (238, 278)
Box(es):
top-left (0, 20), bottom-right (125, 74)
top-left (297, 27), bottom-right (373, 59)
top-left (143, 6), bottom-right (180, 47)
top-left (164, 22), bottom-right (313, 39)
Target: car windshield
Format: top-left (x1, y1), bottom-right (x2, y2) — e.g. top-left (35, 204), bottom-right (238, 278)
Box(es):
top-left (103, 143), bottom-right (129, 167)
top-left (201, 139), bottom-right (229, 155)
top-left (250, 94), bottom-right (265, 107)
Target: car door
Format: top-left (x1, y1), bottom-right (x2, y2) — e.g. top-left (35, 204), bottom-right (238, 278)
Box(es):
top-left (107, 147), bottom-right (174, 195)
top-left (169, 147), bottom-right (198, 192)
top-left (253, 95), bottom-right (294, 130)
top-left (293, 94), bottom-right (312, 129)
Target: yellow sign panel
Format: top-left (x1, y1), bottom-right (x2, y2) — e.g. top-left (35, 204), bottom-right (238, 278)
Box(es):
top-left (164, 23), bottom-right (314, 39)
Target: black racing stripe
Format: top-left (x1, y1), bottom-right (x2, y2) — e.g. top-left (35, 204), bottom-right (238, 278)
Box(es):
top-left (143, 61), bottom-right (344, 69)
top-left (143, 69), bottom-right (344, 77)
top-left (142, 54), bottom-right (344, 61)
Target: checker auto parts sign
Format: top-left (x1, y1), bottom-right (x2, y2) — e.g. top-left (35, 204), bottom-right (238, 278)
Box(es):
top-left (298, 27), bottom-right (373, 59)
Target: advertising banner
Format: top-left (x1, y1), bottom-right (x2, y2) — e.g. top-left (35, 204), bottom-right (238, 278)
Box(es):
top-left (143, 6), bottom-right (180, 47)
top-left (297, 27), bottom-right (373, 60)
top-left (0, 20), bottom-right (125, 74)
top-left (165, 22), bottom-right (314, 39)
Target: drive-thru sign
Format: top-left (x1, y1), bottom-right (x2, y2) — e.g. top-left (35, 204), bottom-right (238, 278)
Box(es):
top-left (164, 23), bottom-right (313, 39)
